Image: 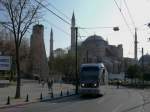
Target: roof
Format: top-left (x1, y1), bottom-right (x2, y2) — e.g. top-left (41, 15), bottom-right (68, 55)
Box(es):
top-left (139, 54), bottom-right (150, 65)
top-left (85, 35), bottom-right (104, 41)
top-left (82, 34), bottom-right (108, 46)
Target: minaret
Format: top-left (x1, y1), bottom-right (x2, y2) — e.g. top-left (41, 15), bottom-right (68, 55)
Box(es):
top-left (50, 28), bottom-right (54, 60)
top-left (134, 28), bottom-right (137, 60)
top-left (71, 12), bottom-right (76, 52)
top-left (72, 12), bottom-right (75, 27)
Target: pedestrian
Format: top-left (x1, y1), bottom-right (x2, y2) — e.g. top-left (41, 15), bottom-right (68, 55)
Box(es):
top-left (41, 80), bottom-right (45, 88)
top-left (38, 78), bottom-right (41, 84)
top-left (117, 79), bottom-right (120, 89)
top-left (47, 80), bottom-right (51, 91)
top-left (47, 79), bottom-right (53, 92)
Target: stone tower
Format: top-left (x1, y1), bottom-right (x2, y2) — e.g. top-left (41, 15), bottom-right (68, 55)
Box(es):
top-left (30, 24), bottom-right (49, 80)
top-left (49, 28), bottom-right (54, 60)
top-left (71, 12), bottom-right (76, 52)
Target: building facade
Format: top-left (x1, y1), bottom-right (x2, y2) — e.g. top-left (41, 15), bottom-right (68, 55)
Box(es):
top-left (80, 34), bottom-right (124, 73)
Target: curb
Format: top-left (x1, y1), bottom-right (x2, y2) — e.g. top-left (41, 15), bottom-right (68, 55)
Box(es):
top-left (41, 94), bottom-right (77, 102)
top-left (0, 94), bottom-right (76, 110)
top-left (0, 100), bottom-right (37, 110)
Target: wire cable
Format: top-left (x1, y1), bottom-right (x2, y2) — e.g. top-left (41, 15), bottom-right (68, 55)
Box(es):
top-left (44, 1), bottom-right (70, 21)
top-left (43, 18), bottom-right (70, 36)
top-left (34, 0), bottom-right (71, 25)
top-left (79, 26), bottom-right (115, 29)
top-left (113, 0), bottom-right (134, 36)
top-left (123, 0), bottom-right (136, 28)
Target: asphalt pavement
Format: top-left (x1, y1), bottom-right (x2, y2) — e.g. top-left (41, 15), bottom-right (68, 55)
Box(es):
top-left (1, 86), bottom-right (150, 112)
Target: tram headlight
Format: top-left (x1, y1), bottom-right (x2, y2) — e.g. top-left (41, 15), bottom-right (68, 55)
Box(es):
top-left (81, 83), bottom-right (85, 87)
top-left (94, 83), bottom-right (97, 87)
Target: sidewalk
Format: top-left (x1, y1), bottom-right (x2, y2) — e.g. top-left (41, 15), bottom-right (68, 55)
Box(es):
top-left (0, 80), bottom-right (75, 108)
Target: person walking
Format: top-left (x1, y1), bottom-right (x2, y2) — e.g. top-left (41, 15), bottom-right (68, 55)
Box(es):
top-left (117, 79), bottom-right (120, 89)
top-left (47, 79), bottom-right (53, 92)
top-left (41, 80), bottom-right (45, 88)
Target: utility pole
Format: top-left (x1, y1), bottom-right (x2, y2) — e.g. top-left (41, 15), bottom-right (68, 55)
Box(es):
top-left (86, 50), bottom-right (88, 63)
top-left (134, 28), bottom-right (138, 61)
top-left (142, 48), bottom-right (144, 85)
top-left (75, 27), bottom-right (79, 94)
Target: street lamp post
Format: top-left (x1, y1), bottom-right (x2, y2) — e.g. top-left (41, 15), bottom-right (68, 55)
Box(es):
top-left (75, 27), bottom-right (79, 94)
top-left (141, 48), bottom-right (144, 86)
top-left (134, 28), bottom-right (138, 61)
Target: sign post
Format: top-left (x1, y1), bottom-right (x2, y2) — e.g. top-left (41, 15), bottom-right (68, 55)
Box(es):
top-left (0, 56), bottom-right (11, 71)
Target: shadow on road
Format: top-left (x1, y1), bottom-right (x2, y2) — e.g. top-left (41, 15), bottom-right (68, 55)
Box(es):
top-left (43, 94), bottom-right (103, 104)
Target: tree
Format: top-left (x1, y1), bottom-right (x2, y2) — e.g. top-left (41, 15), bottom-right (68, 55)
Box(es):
top-left (49, 53), bottom-right (81, 83)
top-left (126, 64), bottom-right (142, 84)
top-left (0, 0), bottom-right (42, 98)
top-left (52, 54), bottom-right (75, 77)
top-left (0, 28), bottom-right (30, 79)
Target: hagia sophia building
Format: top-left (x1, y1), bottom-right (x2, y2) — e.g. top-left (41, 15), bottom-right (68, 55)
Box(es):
top-left (69, 12), bottom-right (125, 74)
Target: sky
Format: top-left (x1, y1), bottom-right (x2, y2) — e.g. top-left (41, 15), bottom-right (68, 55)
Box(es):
top-left (40, 0), bottom-right (150, 59)
top-left (1, 0), bottom-right (150, 59)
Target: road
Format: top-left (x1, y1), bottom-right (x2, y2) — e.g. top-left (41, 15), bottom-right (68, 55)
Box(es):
top-left (1, 86), bottom-right (150, 112)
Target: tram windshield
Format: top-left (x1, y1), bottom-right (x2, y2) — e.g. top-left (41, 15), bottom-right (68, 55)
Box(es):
top-left (80, 67), bottom-right (100, 81)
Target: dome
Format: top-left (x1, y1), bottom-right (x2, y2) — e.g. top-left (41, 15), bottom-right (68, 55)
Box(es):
top-left (139, 54), bottom-right (150, 65)
top-left (82, 34), bottom-right (108, 46)
top-left (85, 35), bottom-right (104, 41)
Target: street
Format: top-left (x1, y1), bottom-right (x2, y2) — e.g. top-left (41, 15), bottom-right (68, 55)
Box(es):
top-left (1, 86), bottom-right (150, 112)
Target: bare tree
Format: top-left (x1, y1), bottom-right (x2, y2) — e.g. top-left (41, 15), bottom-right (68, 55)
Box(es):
top-left (0, 0), bottom-right (42, 98)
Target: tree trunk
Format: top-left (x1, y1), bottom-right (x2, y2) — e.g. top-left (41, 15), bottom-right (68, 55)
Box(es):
top-left (15, 44), bottom-right (21, 98)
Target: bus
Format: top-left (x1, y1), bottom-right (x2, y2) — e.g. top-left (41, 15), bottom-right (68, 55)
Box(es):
top-left (79, 63), bottom-right (108, 96)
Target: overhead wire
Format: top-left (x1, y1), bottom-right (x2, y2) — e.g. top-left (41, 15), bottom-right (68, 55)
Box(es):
top-left (113, 0), bottom-right (134, 36)
top-left (36, 0), bottom-right (89, 39)
top-left (79, 26), bottom-right (116, 29)
top-left (123, 0), bottom-right (149, 57)
top-left (43, 18), bottom-right (70, 37)
top-left (36, 0), bottom-right (122, 40)
top-left (34, 0), bottom-right (71, 26)
top-left (113, 0), bottom-right (137, 58)
top-left (123, 0), bottom-right (136, 28)
top-left (44, 0), bottom-right (70, 21)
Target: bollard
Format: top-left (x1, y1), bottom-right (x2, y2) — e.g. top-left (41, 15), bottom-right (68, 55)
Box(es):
top-left (60, 90), bottom-right (63, 96)
top-left (51, 92), bottom-right (53, 98)
top-left (40, 93), bottom-right (43, 100)
top-left (6, 96), bottom-right (10, 105)
top-left (26, 94), bottom-right (29, 102)
top-left (67, 90), bottom-right (69, 96)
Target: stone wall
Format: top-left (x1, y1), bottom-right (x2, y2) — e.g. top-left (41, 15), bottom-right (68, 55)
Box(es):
top-left (80, 35), bottom-right (124, 74)
top-left (29, 24), bottom-right (49, 80)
